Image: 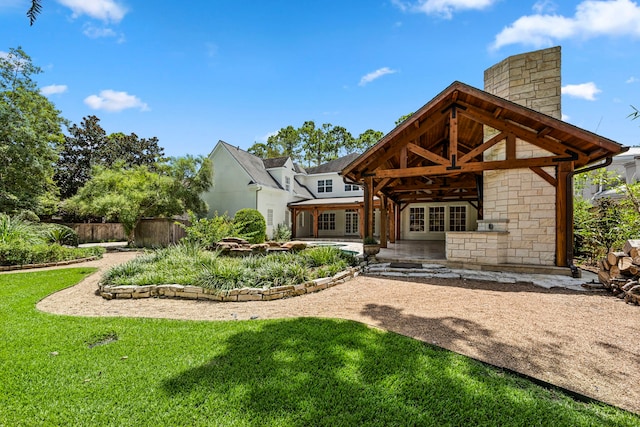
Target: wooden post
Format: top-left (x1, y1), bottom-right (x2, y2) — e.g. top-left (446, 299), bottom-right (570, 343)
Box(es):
top-left (556, 162), bottom-right (573, 267)
top-left (364, 176), bottom-right (374, 238)
top-left (380, 195), bottom-right (388, 248)
top-left (313, 209), bottom-right (319, 238)
top-left (389, 200), bottom-right (396, 243)
top-left (291, 208), bottom-right (297, 238)
top-left (358, 207), bottom-right (364, 238)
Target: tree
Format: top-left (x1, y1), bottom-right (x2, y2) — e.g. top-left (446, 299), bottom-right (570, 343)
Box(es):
top-left (395, 112), bottom-right (414, 126)
top-left (355, 129), bottom-right (383, 151)
top-left (65, 156), bottom-right (212, 244)
top-left (54, 115), bottom-right (164, 199)
top-left (27, 0), bottom-right (42, 25)
top-left (0, 47), bottom-right (64, 214)
top-left (266, 125), bottom-right (300, 160)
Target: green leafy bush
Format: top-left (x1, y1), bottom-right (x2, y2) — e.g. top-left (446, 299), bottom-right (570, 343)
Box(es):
top-left (180, 211), bottom-right (235, 248)
top-left (0, 213), bottom-right (43, 245)
top-left (234, 208), bottom-right (266, 244)
top-left (0, 242), bottom-right (104, 266)
top-left (271, 223), bottom-right (291, 242)
top-left (43, 224), bottom-right (79, 247)
top-left (102, 244), bottom-right (355, 292)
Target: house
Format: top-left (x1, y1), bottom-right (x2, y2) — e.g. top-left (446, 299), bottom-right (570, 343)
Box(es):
top-left (201, 141), bottom-right (374, 239)
top-left (580, 146), bottom-right (640, 200)
top-left (342, 46), bottom-right (627, 270)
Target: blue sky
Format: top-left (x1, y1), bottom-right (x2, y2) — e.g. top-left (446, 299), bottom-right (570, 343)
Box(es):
top-left (1, 0), bottom-right (639, 157)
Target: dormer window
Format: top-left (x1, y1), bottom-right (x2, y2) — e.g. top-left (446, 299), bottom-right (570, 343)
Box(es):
top-left (344, 184), bottom-right (358, 191)
top-left (318, 179), bottom-right (333, 193)
top-left (285, 176), bottom-right (291, 191)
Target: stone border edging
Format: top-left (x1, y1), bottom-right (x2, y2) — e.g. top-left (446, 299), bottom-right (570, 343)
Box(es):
top-left (0, 256), bottom-right (100, 272)
top-left (98, 266), bottom-right (361, 302)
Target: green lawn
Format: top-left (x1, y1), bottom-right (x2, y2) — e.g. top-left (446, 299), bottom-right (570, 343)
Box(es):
top-left (1, 269), bottom-right (638, 426)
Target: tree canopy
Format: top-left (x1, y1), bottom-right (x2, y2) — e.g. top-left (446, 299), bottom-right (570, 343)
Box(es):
top-left (248, 121), bottom-right (383, 167)
top-left (0, 47), bottom-right (64, 214)
top-left (65, 156), bottom-right (212, 244)
top-left (54, 115), bottom-right (164, 199)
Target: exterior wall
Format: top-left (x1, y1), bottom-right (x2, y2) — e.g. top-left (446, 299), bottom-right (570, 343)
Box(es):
top-left (258, 186), bottom-right (293, 238)
top-left (484, 46), bottom-right (561, 120)
top-left (482, 139), bottom-right (557, 265)
top-left (202, 147), bottom-right (257, 218)
top-left (446, 232), bottom-right (508, 264)
top-left (400, 202), bottom-right (478, 241)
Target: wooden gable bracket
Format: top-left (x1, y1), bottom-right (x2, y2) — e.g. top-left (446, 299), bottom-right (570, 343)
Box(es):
top-left (458, 131), bottom-right (507, 164)
top-left (372, 153), bottom-right (578, 179)
top-left (457, 105), bottom-right (590, 165)
top-left (530, 166), bottom-right (558, 187)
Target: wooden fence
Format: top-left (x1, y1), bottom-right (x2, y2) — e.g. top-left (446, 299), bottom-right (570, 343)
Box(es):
top-left (66, 218), bottom-right (188, 247)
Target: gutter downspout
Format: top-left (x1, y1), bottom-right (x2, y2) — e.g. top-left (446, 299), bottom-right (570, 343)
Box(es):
top-left (254, 185), bottom-right (262, 210)
top-left (566, 157), bottom-right (613, 277)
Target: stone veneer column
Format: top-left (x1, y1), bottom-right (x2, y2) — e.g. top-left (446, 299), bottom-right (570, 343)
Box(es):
top-left (484, 46), bottom-right (561, 119)
top-left (481, 46), bottom-right (561, 266)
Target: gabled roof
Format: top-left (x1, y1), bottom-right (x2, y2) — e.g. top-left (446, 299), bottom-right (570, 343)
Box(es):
top-left (293, 177), bottom-right (314, 199)
top-left (342, 81), bottom-right (627, 204)
top-left (307, 152), bottom-right (361, 175)
top-left (218, 141), bottom-right (282, 190)
top-left (263, 157), bottom-right (289, 169)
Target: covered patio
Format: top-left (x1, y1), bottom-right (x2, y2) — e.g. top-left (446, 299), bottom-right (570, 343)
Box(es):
top-left (342, 81), bottom-right (626, 270)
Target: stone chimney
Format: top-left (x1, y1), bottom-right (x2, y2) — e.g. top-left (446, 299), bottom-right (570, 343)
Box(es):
top-left (484, 46), bottom-right (561, 119)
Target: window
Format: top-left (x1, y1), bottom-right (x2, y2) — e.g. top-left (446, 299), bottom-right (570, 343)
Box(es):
top-left (409, 207), bottom-right (425, 232)
top-left (318, 179), bottom-right (333, 193)
top-left (345, 209), bottom-right (358, 234)
top-left (318, 213), bottom-right (336, 230)
top-left (429, 207), bottom-right (445, 232)
top-left (344, 184), bottom-right (358, 191)
top-left (267, 209), bottom-right (273, 226)
top-left (449, 206), bottom-right (466, 231)
top-left (299, 212), bottom-right (304, 226)
top-left (285, 176), bottom-right (291, 191)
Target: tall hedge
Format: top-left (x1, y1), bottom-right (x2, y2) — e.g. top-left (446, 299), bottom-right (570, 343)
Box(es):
top-left (234, 209), bottom-right (266, 244)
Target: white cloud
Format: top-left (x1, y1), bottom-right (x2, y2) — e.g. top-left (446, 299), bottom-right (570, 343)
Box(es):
top-left (627, 76), bottom-right (638, 83)
top-left (561, 82), bottom-right (601, 100)
top-left (40, 84), bottom-right (68, 96)
top-left (57, 0), bottom-right (127, 23)
top-left (493, 0), bottom-right (640, 49)
top-left (359, 67), bottom-right (398, 86)
top-left (532, 0), bottom-right (558, 14)
top-left (84, 90), bottom-right (149, 112)
top-left (562, 113), bottom-right (570, 121)
top-left (392, 0), bottom-right (497, 19)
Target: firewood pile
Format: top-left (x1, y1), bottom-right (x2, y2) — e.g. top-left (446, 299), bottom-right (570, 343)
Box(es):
top-left (598, 239), bottom-right (640, 305)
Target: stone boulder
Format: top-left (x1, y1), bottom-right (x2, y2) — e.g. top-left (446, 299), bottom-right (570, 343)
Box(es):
top-left (281, 240), bottom-right (307, 251)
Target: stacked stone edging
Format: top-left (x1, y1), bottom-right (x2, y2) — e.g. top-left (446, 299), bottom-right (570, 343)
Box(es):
top-left (0, 256), bottom-right (99, 271)
top-left (98, 267), bottom-right (360, 301)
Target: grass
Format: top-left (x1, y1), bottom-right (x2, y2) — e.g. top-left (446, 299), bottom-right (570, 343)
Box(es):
top-left (1, 269), bottom-right (639, 426)
top-left (102, 244), bottom-right (355, 291)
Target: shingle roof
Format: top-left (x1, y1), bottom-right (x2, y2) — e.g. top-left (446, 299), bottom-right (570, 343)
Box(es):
top-left (306, 153), bottom-right (361, 174)
top-left (293, 178), bottom-right (314, 199)
top-left (218, 141), bottom-right (282, 189)
top-left (263, 157), bottom-right (289, 169)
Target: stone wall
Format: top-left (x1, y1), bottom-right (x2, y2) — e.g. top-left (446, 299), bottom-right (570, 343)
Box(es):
top-left (98, 267), bottom-right (360, 301)
top-left (446, 231), bottom-right (508, 264)
top-left (482, 139), bottom-right (557, 265)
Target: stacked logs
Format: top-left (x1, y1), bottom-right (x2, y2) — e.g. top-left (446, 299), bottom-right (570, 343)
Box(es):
top-left (598, 239), bottom-right (640, 305)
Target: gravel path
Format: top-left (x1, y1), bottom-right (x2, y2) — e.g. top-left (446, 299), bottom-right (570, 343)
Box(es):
top-left (32, 251), bottom-right (640, 414)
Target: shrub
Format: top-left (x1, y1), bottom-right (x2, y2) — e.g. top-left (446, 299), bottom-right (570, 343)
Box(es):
top-left (43, 224), bottom-right (79, 247)
top-left (180, 211), bottom-right (235, 248)
top-left (234, 209), bottom-right (266, 244)
top-left (272, 223), bottom-right (291, 242)
top-left (0, 242), bottom-right (104, 266)
top-left (0, 213), bottom-right (44, 245)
